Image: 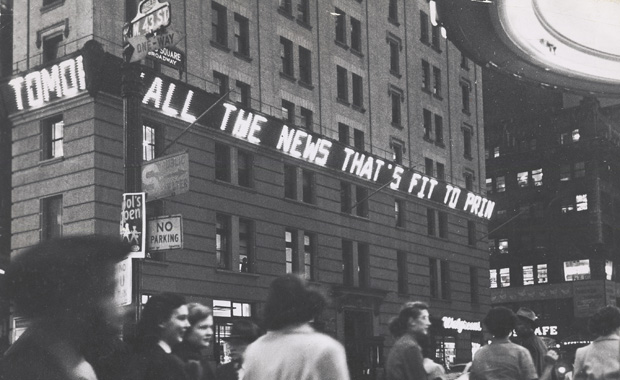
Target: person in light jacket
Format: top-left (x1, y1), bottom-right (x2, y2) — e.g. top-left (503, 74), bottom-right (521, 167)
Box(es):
top-left (242, 274), bottom-right (350, 380)
top-left (573, 305), bottom-right (620, 380)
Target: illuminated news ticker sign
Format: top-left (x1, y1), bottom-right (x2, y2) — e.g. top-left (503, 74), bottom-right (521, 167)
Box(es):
top-left (140, 72), bottom-right (495, 220)
top-left (7, 56), bottom-right (86, 111)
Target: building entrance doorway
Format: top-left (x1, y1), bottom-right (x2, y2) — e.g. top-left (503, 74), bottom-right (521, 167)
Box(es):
top-left (344, 309), bottom-right (381, 380)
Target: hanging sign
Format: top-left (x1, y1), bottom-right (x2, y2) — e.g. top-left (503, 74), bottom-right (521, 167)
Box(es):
top-left (120, 192), bottom-right (146, 258)
top-left (114, 257), bottom-right (132, 306)
top-left (147, 214), bottom-right (183, 251)
top-left (141, 151), bottom-right (189, 200)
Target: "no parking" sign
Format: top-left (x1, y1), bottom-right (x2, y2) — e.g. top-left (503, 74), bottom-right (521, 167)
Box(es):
top-left (147, 214), bottom-right (183, 251)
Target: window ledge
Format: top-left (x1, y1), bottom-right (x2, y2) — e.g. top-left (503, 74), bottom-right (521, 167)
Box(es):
top-left (351, 48), bottom-right (364, 58)
top-left (433, 93), bottom-right (443, 101)
top-left (432, 45), bottom-right (443, 54)
top-left (422, 87), bottom-right (433, 95)
top-left (352, 104), bottom-right (366, 113)
top-left (40, 156), bottom-right (64, 166)
top-left (435, 141), bottom-right (445, 148)
top-left (210, 40), bottom-right (230, 52)
top-left (277, 8), bottom-right (295, 20)
top-left (335, 40), bottom-right (349, 50)
top-left (296, 19), bottom-right (312, 30)
top-left (462, 109), bottom-right (471, 116)
top-left (280, 72), bottom-right (297, 83)
top-left (41, 0), bottom-right (65, 13)
top-left (216, 268), bottom-right (260, 278)
top-left (388, 18), bottom-right (400, 27)
top-left (298, 80), bottom-right (314, 90)
top-left (464, 154), bottom-right (473, 161)
top-left (391, 122), bottom-right (403, 129)
top-left (337, 98), bottom-right (350, 107)
top-left (423, 136), bottom-right (434, 144)
top-left (233, 52), bottom-right (252, 62)
top-left (390, 70), bottom-right (402, 79)
top-left (215, 179), bottom-right (256, 192)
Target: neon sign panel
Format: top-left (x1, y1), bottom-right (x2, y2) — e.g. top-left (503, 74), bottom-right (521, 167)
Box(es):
top-left (140, 71), bottom-right (495, 220)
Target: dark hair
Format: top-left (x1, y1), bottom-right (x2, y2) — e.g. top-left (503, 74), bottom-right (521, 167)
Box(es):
top-left (483, 307), bottom-right (517, 337)
top-left (3, 235), bottom-right (129, 318)
top-left (187, 302), bottom-right (212, 326)
top-left (262, 274), bottom-right (327, 331)
top-left (137, 293), bottom-right (187, 342)
top-left (388, 301), bottom-right (429, 338)
top-left (588, 305), bottom-right (620, 337)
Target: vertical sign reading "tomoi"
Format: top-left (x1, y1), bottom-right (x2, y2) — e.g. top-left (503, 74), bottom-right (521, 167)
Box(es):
top-left (120, 192), bottom-right (146, 258)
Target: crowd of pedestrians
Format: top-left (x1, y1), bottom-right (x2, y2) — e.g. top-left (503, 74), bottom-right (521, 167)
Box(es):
top-left (1, 235), bottom-right (620, 380)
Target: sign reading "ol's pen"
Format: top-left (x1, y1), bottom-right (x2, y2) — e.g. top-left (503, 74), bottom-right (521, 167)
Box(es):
top-left (147, 215), bottom-right (183, 251)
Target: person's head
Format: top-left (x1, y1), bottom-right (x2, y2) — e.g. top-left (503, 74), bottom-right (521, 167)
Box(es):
top-left (388, 301), bottom-right (431, 338)
top-left (262, 274), bottom-right (327, 331)
top-left (3, 235), bottom-right (130, 337)
top-left (138, 293), bottom-right (190, 347)
top-left (184, 303), bottom-right (214, 349)
top-left (483, 307), bottom-right (517, 338)
top-left (588, 305), bottom-right (620, 337)
top-left (515, 307), bottom-right (537, 338)
top-left (224, 319), bottom-right (261, 362)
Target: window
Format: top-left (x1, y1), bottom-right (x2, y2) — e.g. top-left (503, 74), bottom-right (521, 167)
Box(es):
top-left (538, 264), bottom-right (548, 283)
top-left (523, 266), bottom-right (534, 285)
top-left (395, 199), bottom-right (405, 227)
top-left (389, 39), bottom-right (400, 75)
top-left (430, 258), bottom-right (450, 299)
top-left (561, 129), bottom-right (581, 144)
top-left (434, 115), bottom-right (444, 145)
top-left (212, 2), bottom-right (228, 47)
top-left (464, 172), bottom-right (474, 191)
top-left (358, 243), bottom-right (370, 288)
top-left (303, 232), bottom-right (315, 280)
top-left (496, 176), bottom-right (506, 192)
top-left (280, 37), bottom-right (294, 77)
top-left (499, 267), bottom-right (510, 287)
top-left (216, 213), bottom-right (231, 269)
top-left (279, 0), bottom-right (292, 14)
top-left (298, 46), bottom-right (312, 85)
top-left (523, 264), bottom-right (548, 285)
top-left (431, 25), bottom-right (441, 50)
top-left (352, 73), bottom-right (364, 109)
top-left (561, 162), bottom-right (585, 181)
top-left (43, 115), bottom-right (64, 160)
top-left (517, 171), bottom-right (529, 188)
top-left (237, 150), bottom-right (253, 188)
top-left (392, 140), bottom-right (403, 164)
top-left (486, 178), bottom-right (493, 193)
top-left (233, 80), bottom-right (251, 108)
top-left (215, 142), bottom-right (231, 182)
top-left (490, 269), bottom-right (498, 289)
top-left (564, 260), bottom-right (591, 281)
top-left (42, 34), bottom-right (63, 64)
top-left (438, 211), bottom-right (448, 238)
top-left (355, 186), bottom-right (369, 217)
top-left (425, 158), bottom-right (434, 176)
top-left (350, 17), bottom-right (362, 52)
top-left (338, 123), bottom-right (350, 144)
top-left (575, 162), bottom-right (586, 178)
top-left (234, 13), bottom-right (250, 56)
top-left (397, 251), bottom-right (408, 294)
top-left (238, 219), bottom-right (253, 273)
top-left (335, 8), bottom-right (347, 45)
top-left (461, 82), bottom-right (471, 113)
top-left (470, 267), bottom-right (479, 303)
top-left (461, 54), bottom-right (470, 70)
top-left (354, 129), bottom-right (365, 151)
top-left (467, 221), bottom-right (476, 246)
top-left (436, 163), bottom-right (445, 180)
top-left (285, 229), bottom-right (297, 274)
top-left (498, 238), bottom-right (509, 254)
top-left (422, 60), bottom-right (431, 91)
top-left (300, 107), bottom-right (313, 130)
top-left (423, 109), bottom-right (433, 140)
top-left (463, 127), bottom-right (473, 158)
top-left (532, 168), bottom-right (543, 186)
top-left (42, 195), bottom-right (63, 240)
top-left (337, 66), bottom-right (348, 102)
top-left (302, 169), bottom-right (315, 204)
top-left (389, 0), bottom-right (398, 23)
top-left (576, 194), bottom-right (588, 211)
top-left (284, 164), bottom-right (297, 199)
top-left (298, 0), bottom-right (310, 25)
top-left (281, 99), bottom-right (295, 124)
top-left (342, 239), bottom-right (354, 286)
top-left (213, 71), bottom-right (229, 97)
top-left (427, 208), bottom-right (436, 236)
top-left (432, 67), bottom-right (441, 96)
top-left (390, 89), bottom-right (402, 126)
top-left (420, 11), bottom-right (429, 43)
top-left (493, 147), bottom-right (500, 158)
top-left (340, 181), bottom-right (352, 213)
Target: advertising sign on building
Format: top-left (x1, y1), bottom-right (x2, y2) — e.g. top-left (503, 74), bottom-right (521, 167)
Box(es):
top-left (115, 257), bottom-right (132, 306)
top-left (142, 151), bottom-right (189, 201)
top-left (147, 214), bottom-right (183, 251)
top-left (120, 192), bottom-right (146, 258)
top-left (147, 47), bottom-right (185, 70)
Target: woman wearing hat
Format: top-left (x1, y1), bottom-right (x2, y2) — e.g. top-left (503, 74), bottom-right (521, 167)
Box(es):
top-left (242, 274), bottom-right (350, 380)
top-left (215, 319), bottom-right (261, 380)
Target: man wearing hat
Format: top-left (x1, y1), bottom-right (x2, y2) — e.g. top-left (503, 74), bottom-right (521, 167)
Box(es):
top-left (512, 307), bottom-right (549, 376)
top-left (216, 319), bottom-right (261, 380)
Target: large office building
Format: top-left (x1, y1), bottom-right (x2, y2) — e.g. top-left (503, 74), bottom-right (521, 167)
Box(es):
top-left (0, 0), bottom-right (492, 376)
top-left (486, 95), bottom-right (620, 350)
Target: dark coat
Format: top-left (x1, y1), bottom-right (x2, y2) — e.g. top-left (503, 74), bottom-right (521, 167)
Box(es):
top-left (127, 342), bottom-right (190, 380)
top-left (172, 341), bottom-right (216, 380)
top-left (215, 361), bottom-right (241, 380)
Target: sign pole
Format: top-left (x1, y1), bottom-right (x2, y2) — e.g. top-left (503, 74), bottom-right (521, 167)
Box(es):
top-left (122, 43), bottom-right (143, 324)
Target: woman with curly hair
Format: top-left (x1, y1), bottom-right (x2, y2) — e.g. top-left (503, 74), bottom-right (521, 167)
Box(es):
top-left (573, 305), bottom-right (620, 379)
